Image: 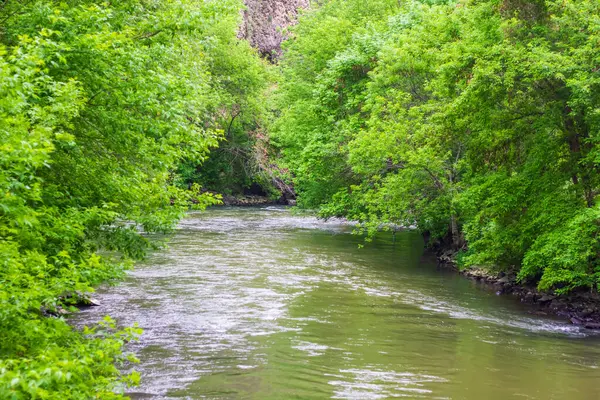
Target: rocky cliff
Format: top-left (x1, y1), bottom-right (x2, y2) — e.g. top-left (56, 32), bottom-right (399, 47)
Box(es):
top-left (239, 0), bottom-right (309, 60)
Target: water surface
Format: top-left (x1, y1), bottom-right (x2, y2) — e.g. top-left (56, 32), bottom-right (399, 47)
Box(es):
top-left (74, 207), bottom-right (600, 399)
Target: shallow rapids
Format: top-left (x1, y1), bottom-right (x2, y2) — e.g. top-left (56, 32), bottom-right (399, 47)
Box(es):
top-left (73, 207), bottom-right (600, 399)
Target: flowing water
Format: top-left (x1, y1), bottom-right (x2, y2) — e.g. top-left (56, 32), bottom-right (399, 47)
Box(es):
top-left (74, 207), bottom-right (600, 399)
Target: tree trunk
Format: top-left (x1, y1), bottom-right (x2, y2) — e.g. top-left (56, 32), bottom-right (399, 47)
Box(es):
top-left (450, 214), bottom-right (461, 250)
top-left (565, 106), bottom-right (595, 208)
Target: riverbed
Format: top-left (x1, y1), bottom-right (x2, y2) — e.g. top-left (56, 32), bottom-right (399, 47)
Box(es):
top-left (73, 207), bottom-right (600, 399)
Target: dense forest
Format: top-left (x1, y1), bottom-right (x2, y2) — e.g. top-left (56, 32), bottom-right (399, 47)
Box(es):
top-left (273, 0), bottom-right (600, 294)
top-left (1, 0), bottom-right (599, 397)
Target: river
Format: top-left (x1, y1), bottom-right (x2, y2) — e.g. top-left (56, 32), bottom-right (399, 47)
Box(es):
top-left (73, 207), bottom-right (600, 399)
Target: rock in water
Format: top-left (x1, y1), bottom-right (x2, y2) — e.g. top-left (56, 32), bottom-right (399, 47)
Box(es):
top-left (88, 298), bottom-right (101, 307)
top-left (570, 317), bottom-right (583, 325)
top-left (239, 0), bottom-right (310, 60)
top-left (538, 295), bottom-right (555, 303)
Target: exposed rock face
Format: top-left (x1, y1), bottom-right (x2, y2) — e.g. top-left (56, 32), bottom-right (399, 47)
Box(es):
top-left (239, 0), bottom-right (309, 60)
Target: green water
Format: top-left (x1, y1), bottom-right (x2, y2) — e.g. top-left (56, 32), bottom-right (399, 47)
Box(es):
top-left (75, 207), bottom-right (600, 399)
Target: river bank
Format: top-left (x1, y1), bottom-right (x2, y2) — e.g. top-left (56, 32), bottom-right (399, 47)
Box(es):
top-left (219, 194), bottom-right (297, 206)
top-left (436, 249), bottom-right (600, 329)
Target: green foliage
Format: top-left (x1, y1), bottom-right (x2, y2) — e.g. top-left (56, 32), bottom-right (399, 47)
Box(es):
top-left (0, 0), bottom-right (261, 397)
top-left (519, 207), bottom-right (600, 294)
top-left (0, 316), bottom-right (142, 400)
top-left (273, 0), bottom-right (600, 294)
top-left (176, 18), bottom-right (270, 195)
top-left (273, 0), bottom-right (402, 208)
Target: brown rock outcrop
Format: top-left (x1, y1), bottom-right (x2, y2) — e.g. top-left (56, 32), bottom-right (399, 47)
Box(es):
top-left (239, 0), bottom-right (309, 60)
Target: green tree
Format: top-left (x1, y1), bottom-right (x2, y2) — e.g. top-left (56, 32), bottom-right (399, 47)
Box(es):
top-left (273, 0), bottom-right (600, 293)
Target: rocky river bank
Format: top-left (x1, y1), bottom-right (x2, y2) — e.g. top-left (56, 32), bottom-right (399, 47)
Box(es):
top-left (220, 194), bottom-right (296, 206)
top-left (437, 250), bottom-right (600, 329)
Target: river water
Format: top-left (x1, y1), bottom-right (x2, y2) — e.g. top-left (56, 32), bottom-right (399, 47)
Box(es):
top-left (74, 207), bottom-right (600, 399)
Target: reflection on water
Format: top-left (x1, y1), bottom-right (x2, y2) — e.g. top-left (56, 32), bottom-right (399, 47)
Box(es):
top-left (73, 207), bottom-right (600, 399)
